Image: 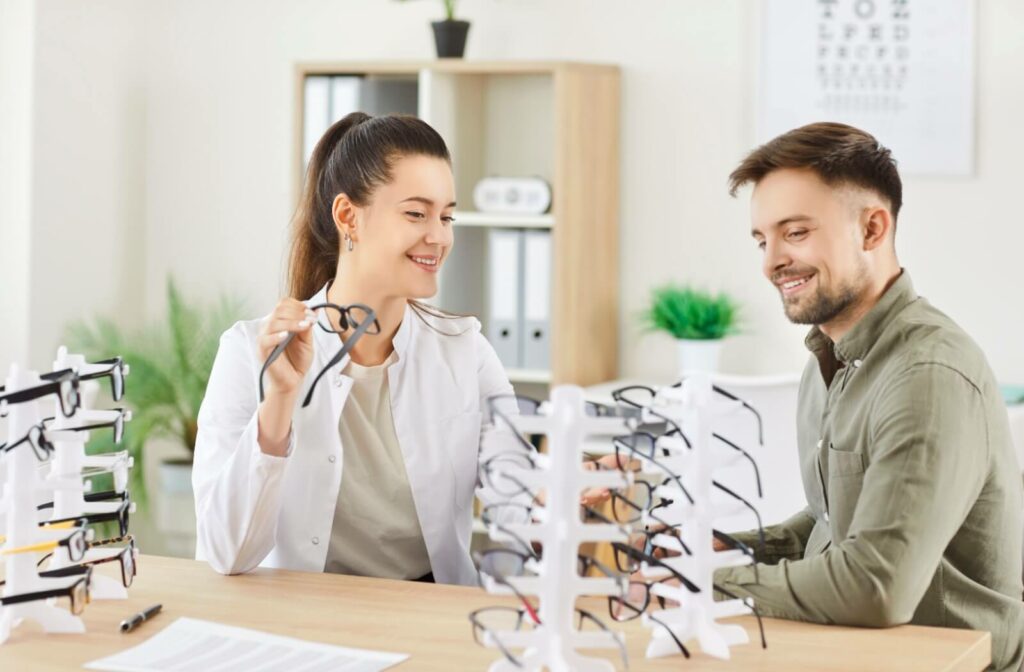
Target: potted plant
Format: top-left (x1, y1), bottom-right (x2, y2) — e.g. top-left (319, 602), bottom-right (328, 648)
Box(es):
top-left (65, 278), bottom-right (243, 514)
top-left (642, 284), bottom-right (740, 376)
top-left (399, 0), bottom-right (471, 58)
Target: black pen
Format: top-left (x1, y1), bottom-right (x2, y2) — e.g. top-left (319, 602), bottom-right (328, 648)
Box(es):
top-left (120, 603), bottom-right (162, 633)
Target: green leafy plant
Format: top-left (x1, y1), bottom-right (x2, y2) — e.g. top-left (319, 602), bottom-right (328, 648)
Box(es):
top-left (64, 278), bottom-right (243, 510)
top-left (643, 284), bottom-right (739, 341)
top-left (397, 0), bottom-right (459, 21)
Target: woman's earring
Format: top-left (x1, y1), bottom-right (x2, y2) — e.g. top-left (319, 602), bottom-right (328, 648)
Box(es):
top-left (344, 233), bottom-right (354, 252)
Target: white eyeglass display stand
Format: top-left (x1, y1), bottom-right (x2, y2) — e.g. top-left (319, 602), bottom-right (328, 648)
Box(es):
top-left (479, 385), bottom-right (632, 672)
top-left (635, 373), bottom-right (759, 660)
top-left (40, 347), bottom-right (134, 600)
top-left (0, 364), bottom-right (93, 645)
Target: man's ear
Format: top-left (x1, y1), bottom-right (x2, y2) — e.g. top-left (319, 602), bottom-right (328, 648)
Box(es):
top-left (333, 193), bottom-right (358, 241)
top-left (862, 206), bottom-right (893, 252)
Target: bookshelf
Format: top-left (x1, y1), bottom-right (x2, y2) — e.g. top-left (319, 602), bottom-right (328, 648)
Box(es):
top-left (293, 60), bottom-right (620, 390)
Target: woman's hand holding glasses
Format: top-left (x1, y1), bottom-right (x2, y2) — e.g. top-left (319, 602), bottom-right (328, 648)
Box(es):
top-left (257, 298), bottom-right (318, 400)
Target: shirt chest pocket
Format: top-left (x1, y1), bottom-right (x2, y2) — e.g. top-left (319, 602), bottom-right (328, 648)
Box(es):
top-left (445, 411), bottom-right (482, 512)
top-left (826, 444), bottom-right (866, 538)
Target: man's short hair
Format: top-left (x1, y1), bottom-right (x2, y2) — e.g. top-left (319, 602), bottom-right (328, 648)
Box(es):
top-left (728, 122), bottom-right (903, 224)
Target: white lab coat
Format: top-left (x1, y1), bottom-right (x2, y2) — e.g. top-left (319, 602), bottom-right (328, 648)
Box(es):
top-left (192, 285), bottom-right (515, 584)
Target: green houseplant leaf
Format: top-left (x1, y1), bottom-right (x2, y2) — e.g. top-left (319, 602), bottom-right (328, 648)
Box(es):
top-left (396, 0), bottom-right (458, 21)
top-left (64, 277), bottom-right (243, 510)
top-left (643, 285), bottom-right (740, 341)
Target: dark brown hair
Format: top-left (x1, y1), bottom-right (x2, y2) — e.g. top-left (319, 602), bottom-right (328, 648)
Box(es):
top-left (728, 122), bottom-right (902, 224)
top-left (288, 112), bottom-right (452, 300)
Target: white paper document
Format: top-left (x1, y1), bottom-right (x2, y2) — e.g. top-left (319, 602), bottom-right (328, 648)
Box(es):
top-left (84, 617), bottom-right (409, 672)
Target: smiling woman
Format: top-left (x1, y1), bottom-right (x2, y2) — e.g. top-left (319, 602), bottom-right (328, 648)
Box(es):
top-left (191, 113), bottom-right (529, 585)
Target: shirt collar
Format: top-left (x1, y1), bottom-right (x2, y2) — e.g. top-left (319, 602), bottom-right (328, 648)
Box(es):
top-left (804, 269), bottom-right (917, 364)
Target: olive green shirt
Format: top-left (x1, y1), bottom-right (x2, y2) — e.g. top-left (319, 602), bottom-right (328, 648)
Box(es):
top-left (716, 271), bottom-right (1024, 672)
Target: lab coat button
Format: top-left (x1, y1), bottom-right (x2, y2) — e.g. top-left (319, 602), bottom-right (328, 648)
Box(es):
top-left (328, 455), bottom-right (337, 463)
top-left (333, 376), bottom-right (344, 388)
top-left (312, 536), bottom-right (320, 545)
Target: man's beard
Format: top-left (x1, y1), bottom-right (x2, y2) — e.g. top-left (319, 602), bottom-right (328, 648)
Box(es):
top-left (782, 274), bottom-right (863, 326)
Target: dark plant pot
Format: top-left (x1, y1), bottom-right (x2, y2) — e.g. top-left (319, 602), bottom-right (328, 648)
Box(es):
top-left (431, 20), bottom-right (470, 58)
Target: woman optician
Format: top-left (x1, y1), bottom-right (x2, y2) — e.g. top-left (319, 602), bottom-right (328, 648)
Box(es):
top-left (193, 112), bottom-right (534, 584)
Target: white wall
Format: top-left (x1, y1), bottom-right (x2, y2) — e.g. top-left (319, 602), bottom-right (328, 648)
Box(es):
top-left (9, 0), bottom-right (148, 369)
top-left (0, 0), bottom-right (36, 369)
top-left (16, 0), bottom-right (1024, 384)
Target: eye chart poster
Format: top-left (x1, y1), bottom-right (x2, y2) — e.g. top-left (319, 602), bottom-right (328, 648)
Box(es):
top-left (758, 0), bottom-right (975, 176)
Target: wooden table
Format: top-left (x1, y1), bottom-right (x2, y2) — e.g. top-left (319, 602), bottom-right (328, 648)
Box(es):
top-left (0, 555), bottom-right (990, 671)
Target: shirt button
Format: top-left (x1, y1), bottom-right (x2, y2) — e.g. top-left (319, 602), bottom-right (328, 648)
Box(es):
top-left (312, 537), bottom-right (320, 545)
top-left (853, 359), bottom-right (863, 368)
top-left (824, 511), bottom-right (830, 523)
top-left (328, 455), bottom-right (336, 463)
top-left (817, 439), bottom-right (823, 448)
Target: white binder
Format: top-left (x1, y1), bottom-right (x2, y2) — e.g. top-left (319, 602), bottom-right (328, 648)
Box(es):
top-left (329, 76), bottom-right (361, 123)
top-left (302, 76), bottom-right (331, 166)
top-left (487, 229), bottom-right (523, 368)
top-left (522, 230), bottom-right (551, 370)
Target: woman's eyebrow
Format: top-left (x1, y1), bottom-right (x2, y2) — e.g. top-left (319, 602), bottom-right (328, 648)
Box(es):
top-left (399, 196), bottom-right (457, 208)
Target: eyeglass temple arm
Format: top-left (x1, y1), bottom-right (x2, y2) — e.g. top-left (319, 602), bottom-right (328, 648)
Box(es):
top-left (712, 480), bottom-right (766, 555)
top-left (712, 432), bottom-right (763, 497)
top-left (713, 583), bottom-right (767, 648)
top-left (301, 309), bottom-right (378, 408)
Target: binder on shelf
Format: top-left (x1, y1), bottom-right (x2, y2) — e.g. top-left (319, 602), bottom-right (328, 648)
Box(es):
top-left (521, 230), bottom-right (551, 371)
top-left (487, 229), bottom-right (523, 369)
top-left (302, 76), bottom-right (331, 166)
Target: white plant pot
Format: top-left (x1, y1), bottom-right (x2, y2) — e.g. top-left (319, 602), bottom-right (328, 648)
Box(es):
top-left (677, 338), bottom-right (723, 377)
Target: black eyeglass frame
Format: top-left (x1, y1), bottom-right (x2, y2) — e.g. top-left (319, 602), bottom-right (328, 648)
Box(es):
top-left (258, 302), bottom-right (381, 407)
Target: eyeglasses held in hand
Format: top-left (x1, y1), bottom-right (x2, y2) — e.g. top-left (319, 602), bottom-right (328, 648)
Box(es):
top-left (259, 302), bottom-right (380, 407)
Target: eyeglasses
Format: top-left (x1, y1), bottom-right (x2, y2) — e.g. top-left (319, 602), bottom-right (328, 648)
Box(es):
top-left (0, 565), bottom-right (92, 615)
top-left (479, 451), bottom-right (544, 500)
top-left (610, 433), bottom-right (766, 556)
top-left (32, 535), bottom-right (138, 589)
top-left (480, 502), bottom-right (537, 528)
top-left (37, 488), bottom-right (130, 516)
top-left (1, 526), bottom-right (91, 562)
top-left (42, 406), bottom-right (131, 444)
top-left (614, 382), bottom-right (764, 446)
top-left (485, 394), bottom-right (545, 455)
top-left (0, 422), bottom-right (55, 461)
top-left (0, 518), bottom-right (84, 545)
top-left (0, 369), bottom-right (81, 418)
top-left (670, 379), bottom-right (764, 446)
top-left (475, 548), bottom-right (542, 625)
top-left (259, 302), bottom-right (380, 407)
top-left (42, 358), bottom-right (128, 403)
top-left (469, 605), bottom-right (628, 670)
top-left (610, 579), bottom-right (693, 659)
top-left (610, 541), bottom-right (768, 649)
top-left (47, 495), bottom-right (133, 538)
top-left (79, 450), bottom-right (133, 494)
top-left (612, 434), bottom-right (694, 505)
